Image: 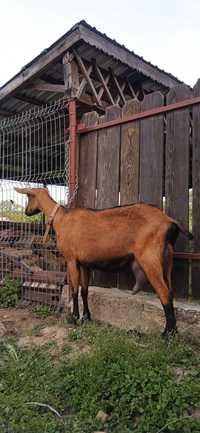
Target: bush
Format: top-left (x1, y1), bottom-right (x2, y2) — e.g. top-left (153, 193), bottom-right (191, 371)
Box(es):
top-left (0, 277), bottom-right (21, 307)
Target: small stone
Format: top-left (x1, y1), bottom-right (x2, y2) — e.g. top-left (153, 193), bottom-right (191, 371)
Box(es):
top-left (96, 410), bottom-right (110, 423)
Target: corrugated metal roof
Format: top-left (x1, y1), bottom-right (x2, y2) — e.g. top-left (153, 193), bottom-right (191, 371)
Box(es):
top-left (77, 20), bottom-right (183, 85)
top-left (0, 19), bottom-right (182, 95)
top-left (0, 20), bottom-right (185, 119)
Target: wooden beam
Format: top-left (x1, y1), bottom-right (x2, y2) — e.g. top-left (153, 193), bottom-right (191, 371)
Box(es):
top-left (0, 108), bottom-right (17, 117)
top-left (95, 65), bottom-right (114, 105)
top-left (73, 50), bottom-right (100, 106)
top-left (63, 52), bottom-right (79, 98)
top-left (15, 93), bottom-right (44, 106)
top-left (111, 70), bottom-right (126, 104)
top-left (127, 79), bottom-right (137, 99)
top-left (76, 64), bottom-right (93, 99)
top-left (40, 73), bottom-right (64, 85)
top-left (116, 82), bottom-right (126, 105)
top-left (98, 74), bottom-right (110, 102)
top-left (29, 79), bottom-right (65, 93)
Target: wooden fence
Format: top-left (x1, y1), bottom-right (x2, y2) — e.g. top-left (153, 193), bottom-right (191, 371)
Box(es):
top-left (77, 81), bottom-right (200, 300)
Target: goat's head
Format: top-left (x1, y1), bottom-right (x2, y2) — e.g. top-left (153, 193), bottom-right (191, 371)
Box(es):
top-left (15, 187), bottom-right (49, 216)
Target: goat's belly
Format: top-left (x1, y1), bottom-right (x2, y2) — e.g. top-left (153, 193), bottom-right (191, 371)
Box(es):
top-left (79, 254), bottom-right (134, 272)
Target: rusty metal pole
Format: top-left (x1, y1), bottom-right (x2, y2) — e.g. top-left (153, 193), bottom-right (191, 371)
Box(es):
top-left (63, 53), bottom-right (79, 317)
top-left (68, 98), bottom-right (77, 207)
top-left (65, 97), bottom-right (77, 317)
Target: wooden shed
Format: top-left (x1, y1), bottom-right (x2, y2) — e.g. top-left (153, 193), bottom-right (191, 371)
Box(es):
top-left (0, 20), bottom-right (187, 306)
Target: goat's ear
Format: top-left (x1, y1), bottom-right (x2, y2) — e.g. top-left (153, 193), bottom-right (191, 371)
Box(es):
top-left (15, 187), bottom-right (34, 195)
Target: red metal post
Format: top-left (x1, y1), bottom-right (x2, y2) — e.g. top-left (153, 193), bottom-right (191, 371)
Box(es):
top-left (66, 98), bottom-right (77, 315)
top-left (68, 98), bottom-right (77, 207)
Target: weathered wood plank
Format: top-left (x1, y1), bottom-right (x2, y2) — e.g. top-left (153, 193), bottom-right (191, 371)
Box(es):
top-left (63, 52), bottom-right (79, 98)
top-left (77, 111), bottom-right (98, 208)
top-left (96, 65), bottom-right (114, 105)
top-left (30, 80), bottom-right (65, 93)
top-left (119, 99), bottom-right (140, 290)
top-left (73, 50), bottom-right (100, 105)
top-left (94, 105), bottom-right (121, 287)
top-left (111, 71), bottom-right (126, 104)
top-left (192, 79), bottom-right (200, 298)
top-left (76, 65), bottom-right (93, 99)
top-left (140, 91), bottom-right (164, 208)
top-left (165, 85), bottom-right (191, 298)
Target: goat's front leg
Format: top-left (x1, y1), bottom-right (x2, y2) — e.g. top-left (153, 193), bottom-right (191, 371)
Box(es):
top-left (67, 260), bottom-right (80, 322)
top-left (80, 266), bottom-right (91, 322)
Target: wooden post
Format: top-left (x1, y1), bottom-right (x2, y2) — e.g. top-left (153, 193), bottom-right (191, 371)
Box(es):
top-left (63, 52), bottom-right (79, 98)
top-left (63, 53), bottom-right (78, 315)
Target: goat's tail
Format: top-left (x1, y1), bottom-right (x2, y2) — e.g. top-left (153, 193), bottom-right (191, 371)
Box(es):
top-left (175, 221), bottom-right (193, 240)
top-left (167, 221), bottom-right (193, 247)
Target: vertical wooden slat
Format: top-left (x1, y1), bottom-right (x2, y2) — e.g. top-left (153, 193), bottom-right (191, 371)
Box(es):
top-left (192, 79), bottom-right (200, 298)
top-left (119, 99), bottom-right (140, 290)
top-left (77, 111), bottom-right (98, 208)
top-left (120, 99), bottom-right (140, 204)
top-left (140, 92), bottom-right (164, 208)
top-left (165, 85), bottom-right (191, 298)
top-left (95, 105), bottom-right (121, 287)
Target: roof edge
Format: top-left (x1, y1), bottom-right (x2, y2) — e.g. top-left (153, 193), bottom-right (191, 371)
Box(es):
top-left (0, 20), bottom-right (184, 104)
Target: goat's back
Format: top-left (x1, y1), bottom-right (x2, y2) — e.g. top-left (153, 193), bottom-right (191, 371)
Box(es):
top-left (59, 203), bottom-right (174, 263)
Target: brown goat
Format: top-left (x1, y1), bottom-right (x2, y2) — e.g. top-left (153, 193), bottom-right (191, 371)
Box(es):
top-left (15, 187), bottom-right (192, 336)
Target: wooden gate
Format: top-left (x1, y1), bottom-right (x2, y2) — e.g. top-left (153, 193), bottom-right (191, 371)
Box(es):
top-left (77, 81), bottom-right (200, 300)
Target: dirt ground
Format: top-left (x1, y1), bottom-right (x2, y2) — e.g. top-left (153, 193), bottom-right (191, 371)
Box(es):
top-left (0, 307), bottom-right (90, 357)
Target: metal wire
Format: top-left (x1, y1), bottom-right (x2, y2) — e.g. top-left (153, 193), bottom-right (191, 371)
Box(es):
top-left (0, 98), bottom-right (77, 308)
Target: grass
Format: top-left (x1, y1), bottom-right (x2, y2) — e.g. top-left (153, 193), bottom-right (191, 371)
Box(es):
top-left (0, 322), bottom-right (200, 433)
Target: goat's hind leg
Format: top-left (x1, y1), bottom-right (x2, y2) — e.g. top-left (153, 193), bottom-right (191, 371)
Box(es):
top-left (162, 243), bottom-right (176, 337)
top-left (80, 266), bottom-right (91, 322)
top-left (67, 261), bottom-right (80, 322)
top-left (136, 251), bottom-right (177, 337)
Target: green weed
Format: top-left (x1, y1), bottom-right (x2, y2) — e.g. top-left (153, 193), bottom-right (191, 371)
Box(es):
top-left (0, 324), bottom-right (200, 433)
top-left (0, 277), bottom-right (21, 308)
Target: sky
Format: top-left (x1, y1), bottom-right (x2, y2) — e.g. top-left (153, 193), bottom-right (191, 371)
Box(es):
top-left (0, 0), bottom-right (200, 88)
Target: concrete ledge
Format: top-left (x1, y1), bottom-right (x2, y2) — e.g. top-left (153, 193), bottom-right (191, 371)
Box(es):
top-left (84, 287), bottom-right (200, 335)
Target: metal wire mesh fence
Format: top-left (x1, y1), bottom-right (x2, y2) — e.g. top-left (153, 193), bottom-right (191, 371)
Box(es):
top-left (0, 99), bottom-right (71, 308)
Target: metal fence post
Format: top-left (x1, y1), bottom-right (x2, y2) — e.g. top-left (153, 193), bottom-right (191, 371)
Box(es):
top-left (68, 98), bottom-right (77, 207)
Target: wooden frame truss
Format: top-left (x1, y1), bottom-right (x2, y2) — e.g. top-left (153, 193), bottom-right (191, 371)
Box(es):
top-left (62, 50), bottom-right (143, 109)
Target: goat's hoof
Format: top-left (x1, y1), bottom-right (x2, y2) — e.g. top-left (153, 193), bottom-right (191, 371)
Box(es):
top-left (131, 288), bottom-right (140, 295)
top-left (162, 327), bottom-right (178, 339)
top-left (72, 314), bottom-right (80, 324)
top-left (65, 313), bottom-right (79, 324)
top-left (81, 314), bottom-right (91, 324)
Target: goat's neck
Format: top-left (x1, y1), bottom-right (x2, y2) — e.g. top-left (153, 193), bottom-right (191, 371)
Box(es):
top-left (39, 195), bottom-right (64, 236)
top-left (39, 194), bottom-right (57, 219)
